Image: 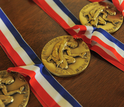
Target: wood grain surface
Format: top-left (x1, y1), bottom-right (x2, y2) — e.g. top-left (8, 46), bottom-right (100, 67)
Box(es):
top-left (0, 0), bottom-right (124, 107)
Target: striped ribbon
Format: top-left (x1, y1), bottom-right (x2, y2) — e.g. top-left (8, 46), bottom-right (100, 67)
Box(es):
top-left (33, 0), bottom-right (124, 71)
top-left (112, 0), bottom-right (124, 16)
top-left (0, 8), bottom-right (82, 107)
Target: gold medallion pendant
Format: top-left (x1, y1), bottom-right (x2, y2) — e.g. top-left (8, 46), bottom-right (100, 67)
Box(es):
top-left (0, 70), bottom-right (30, 107)
top-left (41, 35), bottom-right (91, 77)
top-left (79, 2), bottom-right (123, 33)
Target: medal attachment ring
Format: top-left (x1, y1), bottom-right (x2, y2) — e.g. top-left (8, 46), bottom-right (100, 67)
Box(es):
top-left (41, 35), bottom-right (91, 77)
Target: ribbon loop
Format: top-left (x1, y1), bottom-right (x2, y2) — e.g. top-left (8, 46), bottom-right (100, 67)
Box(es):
top-left (33, 0), bottom-right (124, 72)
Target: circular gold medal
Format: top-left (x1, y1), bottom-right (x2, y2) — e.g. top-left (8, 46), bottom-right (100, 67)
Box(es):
top-left (79, 2), bottom-right (123, 33)
top-left (41, 35), bottom-right (91, 77)
top-left (0, 70), bottom-right (30, 107)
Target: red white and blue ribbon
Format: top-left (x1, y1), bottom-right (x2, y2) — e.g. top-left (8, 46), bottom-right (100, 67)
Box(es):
top-left (33, 0), bottom-right (124, 71)
top-left (89, 0), bottom-right (124, 16)
top-left (0, 8), bottom-right (82, 107)
top-left (112, 0), bottom-right (124, 16)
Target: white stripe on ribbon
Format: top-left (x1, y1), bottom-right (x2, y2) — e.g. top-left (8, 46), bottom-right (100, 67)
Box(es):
top-left (93, 31), bottom-right (124, 58)
top-left (91, 40), bottom-right (118, 60)
top-left (0, 6), bottom-right (82, 107)
top-left (45, 0), bottom-right (76, 27)
top-left (20, 65), bottom-right (73, 107)
top-left (84, 26), bottom-right (94, 39)
top-left (0, 18), bottom-right (34, 65)
top-left (118, 0), bottom-right (123, 5)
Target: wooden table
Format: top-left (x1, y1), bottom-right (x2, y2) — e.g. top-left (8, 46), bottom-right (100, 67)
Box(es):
top-left (0, 0), bottom-right (124, 107)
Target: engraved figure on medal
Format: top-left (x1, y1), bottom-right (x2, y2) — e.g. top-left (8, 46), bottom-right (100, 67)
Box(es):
top-left (0, 71), bottom-right (30, 107)
top-left (41, 35), bottom-right (91, 77)
top-left (79, 2), bottom-right (123, 33)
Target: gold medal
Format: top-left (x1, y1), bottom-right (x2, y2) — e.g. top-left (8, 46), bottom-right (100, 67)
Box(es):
top-left (0, 70), bottom-right (30, 107)
top-left (41, 35), bottom-right (91, 77)
top-left (79, 2), bottom-right (123, 33)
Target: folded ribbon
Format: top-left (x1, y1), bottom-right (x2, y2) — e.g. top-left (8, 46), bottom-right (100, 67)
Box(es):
top-left (0, 8), bottom-right (82, 107)
top-left (33, 0), bottom-right (124, 71)
top-left (112, 0), bottom-right (124, 16)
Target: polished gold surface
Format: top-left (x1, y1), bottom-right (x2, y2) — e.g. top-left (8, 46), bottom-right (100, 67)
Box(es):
top-left (41, 35), bottom-right (91, 77)
top-left (0, 70), bottom-right (30, 107)
top-left (79, 2), bottom-right (123, 33)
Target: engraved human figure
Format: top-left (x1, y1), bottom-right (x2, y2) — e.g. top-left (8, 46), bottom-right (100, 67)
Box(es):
top-left (83, 5), bottom-right (118, 27)
top-left (0, 75), bottom-right (25, 107)
top-left (47, 39), bottom-right (87, 69)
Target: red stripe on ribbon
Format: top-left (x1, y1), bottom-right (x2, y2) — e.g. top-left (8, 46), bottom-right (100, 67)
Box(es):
top-left (92, 36), bottom-right (124, 63)
top-left (35, 0), bottom-right (71, 29)
top-left (0, 30), bottom-right (60, 107)
top-left (0, 30), bottom-right (25, 66)
top-left (112, 0), bottom-right (122, 11)
top-left (91, 45), bottom-right (124, 71)
top-left (8, 66), bottom-right (60, 107)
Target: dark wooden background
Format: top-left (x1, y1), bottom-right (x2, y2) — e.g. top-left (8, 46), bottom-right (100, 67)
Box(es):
top-left (0, 0), bottom-right (124, 107)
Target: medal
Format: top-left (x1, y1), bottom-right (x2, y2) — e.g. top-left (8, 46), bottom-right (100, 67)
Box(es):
top-left (0, 70), bottom-right (30, 107)
top-left (79, 2), bottom-right (123, 33)
top-left (0, 8), bottom-right (82, 107)
top-left (41, 35), bottom-right (91, 77)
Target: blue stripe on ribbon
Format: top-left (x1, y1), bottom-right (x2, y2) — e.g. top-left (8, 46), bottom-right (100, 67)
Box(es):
top-left (96, 28), bottom-right (124, 51)
top-left (36, 64), bottom-right (82, 107)
top-left (53, 0), bottom-right (81, 25)
top-left (0, 8), bottom-right (42, 64)
top-left (0, 8), bottom-right (82, 107)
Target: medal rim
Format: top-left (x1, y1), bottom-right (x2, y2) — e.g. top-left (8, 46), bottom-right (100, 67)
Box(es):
top-left (41, 35), bottom-right (91, 77)
top-left (79, 2), bottom-right (123, 33)
top-left (0, 70), bottom-right (30, 107)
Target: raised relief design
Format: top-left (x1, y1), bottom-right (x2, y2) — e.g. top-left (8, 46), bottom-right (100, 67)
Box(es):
top-left (47, 39), bottom-right (87, 69)
top-left (0, 71), bottom-right (30, 107)
top-left (83, 5), bottom-right (117, 27)
top-left (41, 36), bottom-right (91, 77)
top-left (79, 2), bottom-right (123, 33)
